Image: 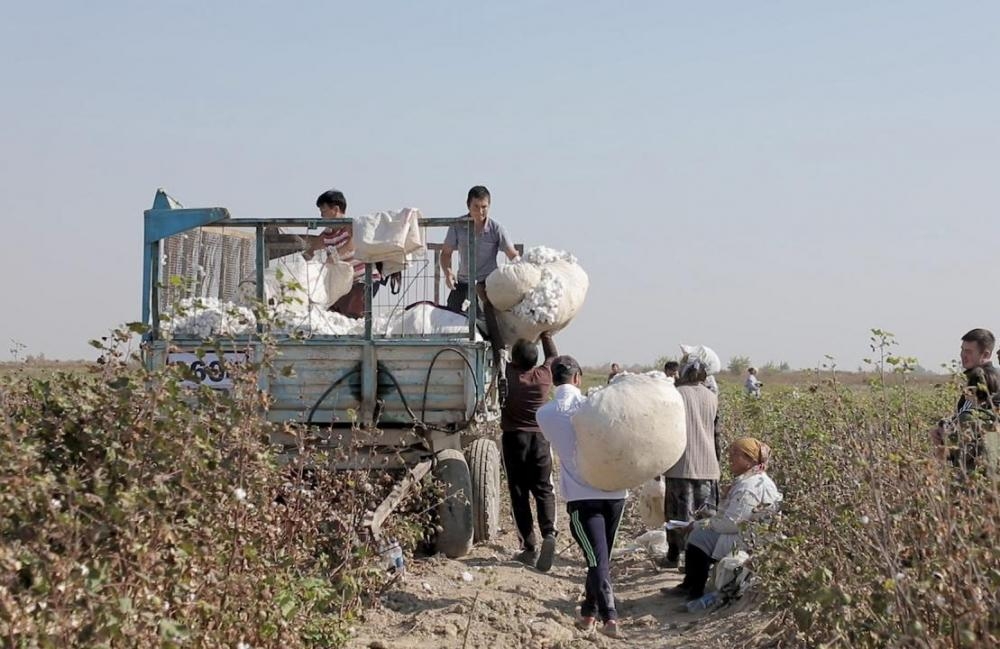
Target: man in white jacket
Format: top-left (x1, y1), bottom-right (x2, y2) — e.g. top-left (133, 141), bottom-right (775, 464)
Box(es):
top-left (536, 355), bottom-right (627, 639)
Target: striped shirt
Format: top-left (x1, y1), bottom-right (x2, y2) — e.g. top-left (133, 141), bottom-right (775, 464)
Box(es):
top-left (322, 225), bottom-right (380, 282)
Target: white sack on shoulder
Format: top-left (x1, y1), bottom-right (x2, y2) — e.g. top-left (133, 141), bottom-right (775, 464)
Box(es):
top-left (571, 374), bottom-right (686, 491)
top-left (680, 344), bottom-right (721, 375)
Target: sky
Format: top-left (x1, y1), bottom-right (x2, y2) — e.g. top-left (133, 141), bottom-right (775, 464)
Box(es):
top-left (2, 1), bottom-right (999, 371)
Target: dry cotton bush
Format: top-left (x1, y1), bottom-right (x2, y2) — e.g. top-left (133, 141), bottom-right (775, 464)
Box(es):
top-left (723, 333), bottom-right (1000, 648)
top-left (0, 325), bottom-right (436, 648)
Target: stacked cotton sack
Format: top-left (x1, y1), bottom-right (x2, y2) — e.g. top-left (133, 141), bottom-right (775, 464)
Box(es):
top-left (484, 246), bottom-right (588, 346)
top-left (570, 373), bottom-right (687, 491)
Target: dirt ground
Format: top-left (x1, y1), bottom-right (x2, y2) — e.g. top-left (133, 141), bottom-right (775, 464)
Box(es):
top-left (347, 488), bottom-right (776, 649)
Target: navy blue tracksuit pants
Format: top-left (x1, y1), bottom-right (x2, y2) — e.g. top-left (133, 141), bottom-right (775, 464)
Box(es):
top-left (567, 498), bottom-right (626, 622)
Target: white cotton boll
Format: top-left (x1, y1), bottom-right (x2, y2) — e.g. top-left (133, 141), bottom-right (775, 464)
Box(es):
top-left (511, 267), bottom-right (567, 325)
top-left (522, 246), bottom-right (576, 265)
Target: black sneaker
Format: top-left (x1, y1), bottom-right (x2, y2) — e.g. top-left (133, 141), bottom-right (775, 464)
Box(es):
top-left (536, 535), bottom-right (557, 572)
top-left (656, 556), bottom-right (680, 569)
top-left (659, 584), bottom-right (690, 597)
top-left (514, 548), bottom-right (539, 566)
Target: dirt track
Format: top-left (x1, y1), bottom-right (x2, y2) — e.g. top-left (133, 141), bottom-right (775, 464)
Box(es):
top-left (347, 491), bottom-right (770, 649)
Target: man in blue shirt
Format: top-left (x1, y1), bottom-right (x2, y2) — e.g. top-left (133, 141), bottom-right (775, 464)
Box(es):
top-left (440, 186), bottom-right (518, 367)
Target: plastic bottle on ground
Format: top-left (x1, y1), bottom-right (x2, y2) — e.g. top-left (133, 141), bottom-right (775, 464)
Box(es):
top-left (685, 591), bottom-right (719, 612)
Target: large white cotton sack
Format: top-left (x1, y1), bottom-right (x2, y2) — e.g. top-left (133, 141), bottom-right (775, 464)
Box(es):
top-left (571, 374), bottom-right (687, 491)
top-left (395, 303), bottom-right (480, 338)
top-left (492, 260), bottom-right (589, 345)
top-left (484, 263), bottom-right (542, 311)
top-left (261, 253), bottom-right (329, 308)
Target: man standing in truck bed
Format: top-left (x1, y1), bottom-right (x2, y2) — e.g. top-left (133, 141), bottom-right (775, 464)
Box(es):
top-left (502, 332), bottom-right (559, 571)
top-left (440, 185), bottom-right (519, 359)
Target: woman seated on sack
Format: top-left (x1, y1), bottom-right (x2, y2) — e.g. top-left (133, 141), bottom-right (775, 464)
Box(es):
top-left (665, 437), bottom-right (782, 603)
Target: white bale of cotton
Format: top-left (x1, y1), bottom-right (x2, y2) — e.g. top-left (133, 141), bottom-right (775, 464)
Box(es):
top-left (570, 373), bottom-right (687, 491)
top-left (485, 246), bottom-right (588, 346)
top-left (161, 297), bottom-right (256, 338)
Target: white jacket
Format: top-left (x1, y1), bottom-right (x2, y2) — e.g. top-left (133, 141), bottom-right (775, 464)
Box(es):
top-left (690, 469), bottom-right (782, 559)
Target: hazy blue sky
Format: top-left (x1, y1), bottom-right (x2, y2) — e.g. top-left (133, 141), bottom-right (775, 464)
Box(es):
top-left (2, 2), bottom-right (998, 370)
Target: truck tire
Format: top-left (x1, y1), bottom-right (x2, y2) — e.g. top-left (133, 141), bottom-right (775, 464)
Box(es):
top-left (432, 448), bottom-right (474, 558)
top-left (467, 438), bottom-right (502, 542)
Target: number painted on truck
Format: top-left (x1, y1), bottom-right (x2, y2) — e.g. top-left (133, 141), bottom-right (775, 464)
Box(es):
top-left (167, 352), bottom-right (247, 389)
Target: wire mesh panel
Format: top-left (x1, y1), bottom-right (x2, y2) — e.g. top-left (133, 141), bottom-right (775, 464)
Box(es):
top-left (160, 226), bottom-right (256, 311)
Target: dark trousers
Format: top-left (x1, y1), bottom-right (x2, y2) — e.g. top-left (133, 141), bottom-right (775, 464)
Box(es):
top-left (664, 478), bottom-right (717, 561)
top-left (567, 499), bottom-right (625, 622)
top-left (330, 282), bottom-right (380, 319)
top-left (501, 431), bottom-right (557, 551)
top-left (447, 282), bottom-right (503, 361)
top-left (680, 544), bottom-right (714, 599)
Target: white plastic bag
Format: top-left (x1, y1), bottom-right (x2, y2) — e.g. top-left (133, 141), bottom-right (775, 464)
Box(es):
top-left (571, 374), bottom-right (687, 491)
top-left (713, 550), bottom-right (751, 593)
top-left (637, 478), bottom-right (667, 530)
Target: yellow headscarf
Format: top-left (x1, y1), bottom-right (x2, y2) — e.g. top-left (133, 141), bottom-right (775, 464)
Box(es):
top-left (731, 437), bottom-right (772, 470)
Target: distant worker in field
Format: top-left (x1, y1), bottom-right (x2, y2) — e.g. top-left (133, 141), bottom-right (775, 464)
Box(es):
top-left (501, 332), bottom-right (559, 571)
top-left (303, 189), bottom-right (380, 318)
top-left (607, 362), bottom-right (622, 383)
top-left (440, 185), bottom-right (519, 360)
top-left (664, 360), bottom-right (680, 380)
top-left (537, 355), bottom-right (627, 639)
top-left (931, 328), bottom-right (1000, 472)
top-left (745, 367), bottom-right (762, 398)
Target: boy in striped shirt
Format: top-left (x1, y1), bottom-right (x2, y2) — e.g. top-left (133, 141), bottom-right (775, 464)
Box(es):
top-left (304, 189), bottom-right (380, 318)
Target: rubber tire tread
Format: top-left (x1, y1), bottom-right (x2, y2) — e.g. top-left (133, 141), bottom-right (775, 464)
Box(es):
top-left (433, 448), bottom-right (475, 558)
top-left (467, 438), bottom-right (502, 542)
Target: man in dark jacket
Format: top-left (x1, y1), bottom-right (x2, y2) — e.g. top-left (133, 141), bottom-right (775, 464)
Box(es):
top-left (501, 332), bottom-right (559, 571)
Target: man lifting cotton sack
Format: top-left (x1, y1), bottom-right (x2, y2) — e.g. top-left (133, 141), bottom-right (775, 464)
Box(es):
top-left (484, 247), bottom-right (589, 346)
top-left (570, 374), bottom-right (687, 491)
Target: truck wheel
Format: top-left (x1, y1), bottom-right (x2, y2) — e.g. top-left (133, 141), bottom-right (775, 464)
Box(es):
top-left (432, 449), bottom-right (474, 558)
top-left (467, 438), bottom-right (502, 542)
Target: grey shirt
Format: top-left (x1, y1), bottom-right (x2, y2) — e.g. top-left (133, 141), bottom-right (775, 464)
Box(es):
top-left (664, 384), bottom-right (722, 480)
top-left (444, 217), bottom-right (513, 283)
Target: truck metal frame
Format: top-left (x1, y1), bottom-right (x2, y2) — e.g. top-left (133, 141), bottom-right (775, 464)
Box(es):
top-left (140, 189), bottom-right (505, 557)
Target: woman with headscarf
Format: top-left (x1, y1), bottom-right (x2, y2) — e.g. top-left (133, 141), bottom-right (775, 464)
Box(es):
top-left (660, 359), bottom-right (721, 568)
top-left (665, 437), bottom-right (782, 602)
